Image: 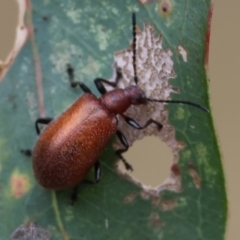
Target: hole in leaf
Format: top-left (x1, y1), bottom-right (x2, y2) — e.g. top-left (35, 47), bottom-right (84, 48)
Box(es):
top-left (118, 136), bottom-right (172, 188)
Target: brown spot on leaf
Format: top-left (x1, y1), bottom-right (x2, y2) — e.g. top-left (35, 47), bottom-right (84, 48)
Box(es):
top-left (205, 3), bottom-right (214, 67)
top-left (140, 190), bottom-right (151, 200)
top-left (172, 86), bottom-right (180, 93)
top-left (171, 163), bottom-right (180, 175)
top-left (177, 141), bottom-right (186, 148)
top-left (162, 3), bottom-right (168, 12)
top-left (11, 171), bottom-right (30, 198)
top-left (149, 212), bottom-right (163, 228)
top-left (158, 0), bottom-right (173, 17)
top-left (151, 195), bottom-right (161, 207)
top-left (124, 191), bottom-right (138, 204)
top-left (160, 200), bottom-right (177, 211)
top-left (188, 162), bottom-right (201, 189)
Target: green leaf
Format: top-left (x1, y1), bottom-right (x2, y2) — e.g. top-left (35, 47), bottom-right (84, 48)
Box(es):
top-left (0, 0), bottom-right (227, 240)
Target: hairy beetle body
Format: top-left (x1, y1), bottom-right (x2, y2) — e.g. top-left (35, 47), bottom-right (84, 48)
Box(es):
top-left (33, 94), bottom-right (117, 190)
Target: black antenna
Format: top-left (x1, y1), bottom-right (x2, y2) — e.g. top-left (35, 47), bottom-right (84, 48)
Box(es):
top-left (132, 12), bottom-right (138, 85)
top-left (147, 98), bottom-right (209, 112)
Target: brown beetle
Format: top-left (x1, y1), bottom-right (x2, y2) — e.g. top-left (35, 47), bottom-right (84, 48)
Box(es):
top-left (31, 13), bottom-right (208, 201)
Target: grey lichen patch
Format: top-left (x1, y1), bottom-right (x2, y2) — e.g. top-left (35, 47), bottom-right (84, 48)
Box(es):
top-left (177, 197), bottom-right (187, 208)
top-left (64, 5), bottom-right (114, 51)
top-left (20, 58), bottom-right (30, 73)
top-left (177, 45), bottom-right (188, 62)
top-left (106, 23), bottom-right (184, 195)
top-left (182, 149), bottom-right (191, 160)
top-left (10, 222), bottom-right (52, 240)
top-left (66, 8), bottom-right (82, 24)
top-left (196, 142), bottom-right (208, 160)
top-left (26, 91), bottom-right (38, 122)
top-left (126, 4), bottom-right (140, 13)
top-left (175, 106), bottom-right (185, 120)
top-left (196, 142), bottom-right (217, 185)
top-left (89, 23), bottom-right (112, 51)
top-left (49, 38), bottom-right (102, 84)
top-left (49, 40), bottom-right (83, 74)
top-left (123, 191), bottom-right (138, 204)
top-left (48, 15), bottom-right (103, 79)
top-left (65, 205), bottom-right (74, 222)
top-left (80, 56), bottom-right (102, 76)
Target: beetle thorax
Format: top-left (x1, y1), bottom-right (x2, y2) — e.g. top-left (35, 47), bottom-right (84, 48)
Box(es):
top-left (100, 86), bottom-right (147, 115)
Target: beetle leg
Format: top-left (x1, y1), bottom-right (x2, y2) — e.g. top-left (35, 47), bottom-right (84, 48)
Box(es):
top-left (94, 78), bottom-right (117, 94)
top-left (79, 161), bottom-right (101, 184)
top-left (71, 185), bottom-right (79, 205)
top-left (78, 82), bottom-right (92, 93)
top-left (35, 118), bottom-right (53, 135)
top-left (82, 161), bottom-right (101, 184)
top-left (114, 117), bottom-right (162, 171)
top-left (94, 68), bottom-right (122, 94)
top-left (121, 114), bottom-right (163, 131)
top-left (94, 161), bottom-right (101, 183)
top-left (66, 63), bottom-right (78, 88)
top-left (115, 130), bottom-right (133, 171)
top-left (66, 63), bottom-right (77, 87)
top-left (66, 64), bottom-right (92, 93)
top-left (21, 118), bottom-right (52, 162)
top-left (70, 161), bottom-right (101, 205)
top-left (20, 149), bottom-right (32, 157)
